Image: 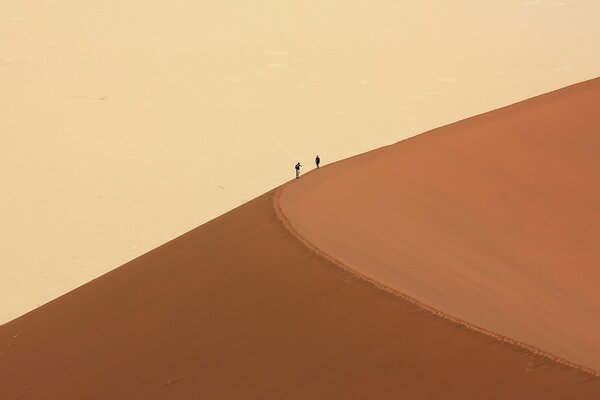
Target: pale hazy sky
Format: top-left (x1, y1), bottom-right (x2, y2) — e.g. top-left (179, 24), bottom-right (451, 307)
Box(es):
top-left (1, 0), bottom-right (599, 323)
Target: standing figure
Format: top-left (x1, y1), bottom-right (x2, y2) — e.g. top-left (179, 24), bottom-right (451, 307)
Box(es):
top-left (295, 162), bottom-right (302, 179)
top-left (315, 155), bottom-right (321, 168)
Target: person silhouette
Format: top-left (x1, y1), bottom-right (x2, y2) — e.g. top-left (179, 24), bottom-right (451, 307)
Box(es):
top-left (295, 162), bottom-right (302, 179)
top-left (315, 155), bottom-right (320, 168)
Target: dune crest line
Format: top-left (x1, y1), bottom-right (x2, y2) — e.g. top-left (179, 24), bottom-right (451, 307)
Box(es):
top-left (2, 82), bottom-right (599, 398)
top-left (275, 78), bottom-right (600, 377)
top-left (273, 185), bottom-right (599, 377)
top-left (2, 173), bottom-right (599, 397)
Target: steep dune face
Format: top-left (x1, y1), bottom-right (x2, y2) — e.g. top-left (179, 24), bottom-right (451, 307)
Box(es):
top-left (1, 192), bottom-right (600, 398)
top-left (280, 78), bottom-right (600, 372)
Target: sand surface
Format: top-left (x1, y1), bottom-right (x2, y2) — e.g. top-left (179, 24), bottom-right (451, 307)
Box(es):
top-left (280, 78), bottom-right (600, 372)
top-left (3, 1), bottom-right (600, 324)
top-left (1, 190), bottom-right (599, 399)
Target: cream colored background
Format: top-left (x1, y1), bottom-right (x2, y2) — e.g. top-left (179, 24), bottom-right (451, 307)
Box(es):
top-left (2, 0), bottom-right (599, 324)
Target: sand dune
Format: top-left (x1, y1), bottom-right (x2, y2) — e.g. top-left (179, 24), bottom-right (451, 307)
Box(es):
top-left (1, 80), bottom-right (600, 398)
top-left (0, 191), bottom-right (599, 399)
top-left (281, 78), bottom-right (600, 373)
top-left (4, 0), bottom-right (600, 325)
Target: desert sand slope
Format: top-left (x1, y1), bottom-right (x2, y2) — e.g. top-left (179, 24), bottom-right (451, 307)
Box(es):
top-left (281, 78), bottom-right (600, 373)
top-left (1, 192), bottom-right (599, 399)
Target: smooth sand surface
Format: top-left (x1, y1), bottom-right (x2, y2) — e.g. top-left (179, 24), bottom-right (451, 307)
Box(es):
top-left (1, 190), bottom-right (599, 399)
top-left (3, 1), bottom-right (600, 324)
top-left (280, 78), bottom-right (600, 373)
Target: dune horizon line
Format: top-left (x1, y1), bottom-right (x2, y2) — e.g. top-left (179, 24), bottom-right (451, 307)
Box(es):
top-left (1, 79), bottom-right (599, 398)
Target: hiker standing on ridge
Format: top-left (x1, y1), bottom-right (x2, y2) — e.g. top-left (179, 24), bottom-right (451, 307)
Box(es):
top-left (295, 162), bottom-right (302, 179)
top-left (315, 155), bottom-right (321, 168)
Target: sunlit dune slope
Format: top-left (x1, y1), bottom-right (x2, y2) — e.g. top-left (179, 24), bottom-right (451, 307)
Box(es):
top-left (1, 190), bottom-right (599, 398)
top-left (281, 78), bottom-right (600, 372)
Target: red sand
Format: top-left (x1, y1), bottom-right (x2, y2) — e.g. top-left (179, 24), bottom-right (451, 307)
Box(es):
top-left (1, 80), bottom-right (599, 398)
top-left (281, 77), bottom-right (600, 373)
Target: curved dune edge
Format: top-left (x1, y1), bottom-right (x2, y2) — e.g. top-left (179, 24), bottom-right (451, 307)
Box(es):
top-left (1, 79), bottom-right (599, 397)
top-left (275, 79), bottom-right (600, 376)
top-left (274, 185), bottom-right (599, 378)
top-left (2, 189), bottom-right (600, 397)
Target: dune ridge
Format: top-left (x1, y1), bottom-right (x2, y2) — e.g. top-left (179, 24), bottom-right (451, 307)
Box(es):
top-left (1, 193), bottom-right (598, 398)
top-left (280, 77), bottom-right (600, 374)
top-left (274, 186), bottom-right (599, 377)
top-left (2, 81), bottom-right (600, 398)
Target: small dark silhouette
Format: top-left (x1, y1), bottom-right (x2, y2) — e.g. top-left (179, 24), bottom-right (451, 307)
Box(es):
top-left (315, 155), bottom-right (321, 168)
top-left (295, 162), bottom-right (302, 179)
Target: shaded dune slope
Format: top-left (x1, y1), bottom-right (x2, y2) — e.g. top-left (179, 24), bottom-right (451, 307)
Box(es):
top-left (1, 190), bottom-right (599, 398)
top-left (281, 78), bottom-right (600, 373)
top-left (2, 80), bottom-right (600, 398)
